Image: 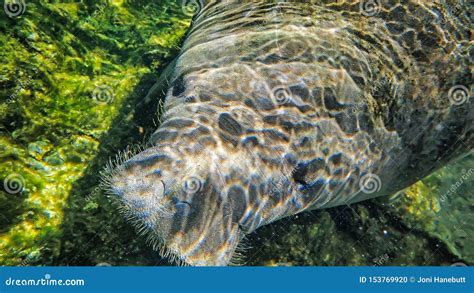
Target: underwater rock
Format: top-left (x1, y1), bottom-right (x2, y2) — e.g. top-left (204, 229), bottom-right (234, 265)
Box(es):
top-left (0, 1), bottom-right (190, 265)
top-left (0, 1), bottom-right (471, 266)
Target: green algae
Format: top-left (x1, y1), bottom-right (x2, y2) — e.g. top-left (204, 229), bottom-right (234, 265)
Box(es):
top-left (1, 1), bottom-right (472, 267)
top-left (0, 0), bottom-right (191, 266)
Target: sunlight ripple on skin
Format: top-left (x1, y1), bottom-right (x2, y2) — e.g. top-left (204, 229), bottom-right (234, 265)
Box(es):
top-left (103, 0), bottom-right (472, 266)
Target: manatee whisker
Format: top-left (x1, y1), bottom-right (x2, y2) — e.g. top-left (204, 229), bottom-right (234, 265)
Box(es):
top-left (104, 1), bottom-right (472, 266)
top-left (100, 143), bottom-right (148, 193)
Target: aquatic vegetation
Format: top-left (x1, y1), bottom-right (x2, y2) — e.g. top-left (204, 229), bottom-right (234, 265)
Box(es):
top-left (0, 0), bottom-right (190, 265)
top-left (0, 0), bottom-right (472, 266)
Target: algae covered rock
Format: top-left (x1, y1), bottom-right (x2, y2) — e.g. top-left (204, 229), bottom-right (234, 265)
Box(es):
top-left (0, 0), bottom-right (190, 266)
top-left (1, 0), bottom-right (472, 267)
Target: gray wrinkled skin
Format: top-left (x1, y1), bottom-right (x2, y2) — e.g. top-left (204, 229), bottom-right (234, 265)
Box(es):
top-left (104, 0), bottom-right (472, 266)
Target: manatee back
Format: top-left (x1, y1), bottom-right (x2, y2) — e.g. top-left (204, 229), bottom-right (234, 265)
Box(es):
top-left (156, 0), bottom-right (472, 208)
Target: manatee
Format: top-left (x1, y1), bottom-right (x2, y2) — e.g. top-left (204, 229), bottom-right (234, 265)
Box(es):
top-left (102, 0), bottom-right (473, 266)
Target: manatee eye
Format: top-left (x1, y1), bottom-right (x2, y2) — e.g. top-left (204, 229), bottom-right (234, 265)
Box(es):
top-left (172, 197), bottom-right (192, 217)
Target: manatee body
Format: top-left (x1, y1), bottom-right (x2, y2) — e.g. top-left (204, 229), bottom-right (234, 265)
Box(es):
top-left (105, 0), bottom-right (472, 265)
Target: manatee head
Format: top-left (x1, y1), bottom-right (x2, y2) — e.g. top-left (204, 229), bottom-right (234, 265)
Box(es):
top-left (105, 142), bottom-right (257, 266)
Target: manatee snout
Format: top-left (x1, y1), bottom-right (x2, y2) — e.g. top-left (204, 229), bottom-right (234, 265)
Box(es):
top-left (107, 146), bottom-right (248, 266)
